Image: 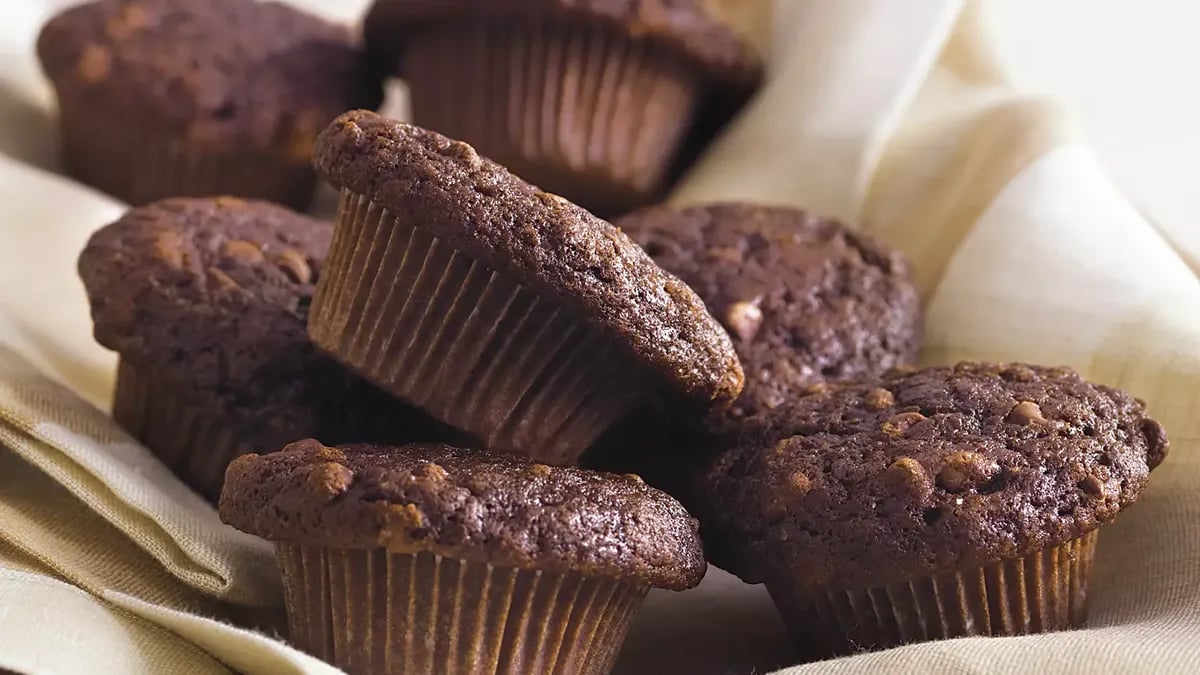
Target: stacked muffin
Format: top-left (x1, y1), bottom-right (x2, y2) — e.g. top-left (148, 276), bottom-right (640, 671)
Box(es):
top-left (53, 1), bottom-right (1170, 673)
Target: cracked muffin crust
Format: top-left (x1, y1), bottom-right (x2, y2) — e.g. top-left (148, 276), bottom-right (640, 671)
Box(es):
top-left (220, 439), bottom-right (708, 590)
top-left (695, 362), bottom-right (1168, 590)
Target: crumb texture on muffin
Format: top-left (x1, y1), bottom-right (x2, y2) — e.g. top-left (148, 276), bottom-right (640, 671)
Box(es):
top-left (696, 362), bottom-right (1169, 589)
top-left (364, 0), bottom-right (763, 85)
top-left (219, 440), bottom-right (707, 590)
top-left (313, 110), bottom-right (745, 404)
top-left (37, 0), bottom-right (381, 151)
top-left (619, 202), bottom-right (921, 430)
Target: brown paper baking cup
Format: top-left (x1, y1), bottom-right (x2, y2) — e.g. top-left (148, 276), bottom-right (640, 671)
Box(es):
top-left (56, 98), bottom-right (317, 208)
top-left (771, 530), bottom-right (1099, 657)
top-left (309, 189), bottom-right (649, 464)
top-left (276, 545), bottom-right (648, 675)
top-left (111, 359), bottom-right (254, 503)
top-left (402, 18), bottom-right (702, 216)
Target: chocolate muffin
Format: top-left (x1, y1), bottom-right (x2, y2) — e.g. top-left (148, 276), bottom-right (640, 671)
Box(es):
top-left (308, 111), bottom-right (743, 465)
top-left (695, 362), bottom-right (1169, 657)
top-left (586, 203), bottom-right (920, 490)
top-left (37, 0), bottom-right (382, 208)
top-left (220, 439), bottom-right (707, 675)
top-left (78, 197), bottom-right (444, 502)
top-left (622, 203), bottom-right (920, 429)
top-left (362, 0), bottom-right (764, 216)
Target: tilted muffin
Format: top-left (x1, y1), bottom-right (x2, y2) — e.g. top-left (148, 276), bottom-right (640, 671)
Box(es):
top-left (78, 197), bottom-right (446, 502)
top-left (37, 0), bottom-right (382, 208)
top-left (586, 203), bottom-right (920, 489)
top-left (308, 111), bottom-right (744, 464)
top-left (695, 362), bottom-right (1169, 657)
top-left (362, 0), bottom-right (764, 216)
top-left (220, 440), bottom-right (707, 675)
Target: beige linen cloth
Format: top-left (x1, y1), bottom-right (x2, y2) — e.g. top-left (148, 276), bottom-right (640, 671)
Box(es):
top-left (1, 0), bottom-right (1198, 673)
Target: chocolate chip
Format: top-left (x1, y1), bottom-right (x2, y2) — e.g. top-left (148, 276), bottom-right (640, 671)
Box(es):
top-left (221, 239), bottom-right (264, 264)
top-left (884, 457), bottom-right (931, 497)
top-left (78, 44), bottom-right (112, 83)
top-left (415, 462), bottom-right (448, 481)
top-left (305, 462), bottom-right (353, 501)
top-left (936, 451), bottom-right (1000, 493)
top-left (1006, 401), bottom-right (1047, 426)
top-left (152, 231), bottom-right (185, 270)
top-left (882, 411), bottom-right (925, 437)
top-left (1077, 476), bottom-right (1105, 496)
top-left (722, 300), bottom-right (764, 343)
top-left (787, 472), bottom-right (811, 495)
top-left (205, 267), bottom-right (239, 291)
top-left (864, 388), bottom-right (895, 411)
top-left (802, 382), bottom-right (831, 396)
top-left (1001, 365), bottom-right (1037, 382)
top-left (275, 249), bottom-right (311, 284)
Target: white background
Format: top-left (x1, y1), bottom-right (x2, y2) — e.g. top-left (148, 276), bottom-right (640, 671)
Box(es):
top-left (987, 0), bottom-right (1198, 255)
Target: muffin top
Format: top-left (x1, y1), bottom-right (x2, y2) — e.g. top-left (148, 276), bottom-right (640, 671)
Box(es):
top-left (314, 110), bottom-right (745, 406)
top-left (363, 0), bottom-right (762, 87)
top-left (619, 203), bottom-right (921, 433)
top-left (695, 362), bottom-right (1169, 590)
top-left (78, 197), bottom-right (402, 440)
top-left (220, 440), bottom-right (708, 590)
top-left (37, 0), bottom-right (382, 153)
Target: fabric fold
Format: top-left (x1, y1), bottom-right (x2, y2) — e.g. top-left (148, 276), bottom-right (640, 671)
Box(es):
top-left (0, 0), bottom-right (1197, 674)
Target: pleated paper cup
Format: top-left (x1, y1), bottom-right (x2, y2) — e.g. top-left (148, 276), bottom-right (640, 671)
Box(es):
top-left (401, 18), bottom-right (702, 216)
top-left (277, 545), bottom-right (648, 675)
top-left (111, 359), bottom-right (256, 503)
top-left (308, 188), bottom-right (650, 465)
top-left (56, 99), bottom-right (318, 209)
top-left (770, 530), bottom-right (1100, 658)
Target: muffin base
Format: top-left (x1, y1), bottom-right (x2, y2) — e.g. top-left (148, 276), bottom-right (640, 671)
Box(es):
top-left (57, 98), bottom-right (317, 209)
top-left (111, 359), bottom-right (253, 503)
top-left (309, 189), bottom-right (649, 465)
top-left (277, 545), bottom-right (647, 675)
top-left (403, 17), bottom-right (701, 216)
top-left (771, 530), bottom-right (1099, 657)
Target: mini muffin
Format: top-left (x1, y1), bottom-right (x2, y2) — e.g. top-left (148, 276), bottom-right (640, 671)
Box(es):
top-left (695, 362), bottom-right (1169, 657)
top-left (37, 0), bottom-right (383, 208)
top-left (78, 197), bottom-right (446, 502)
top-left (586, 203), bottom-right (920, 488)
top-left (219, 440), bottom-right (707, 675)
top-left (362, 0), bottom-right (763, 216)
top-left (308, 111), bottom-right (744, 464)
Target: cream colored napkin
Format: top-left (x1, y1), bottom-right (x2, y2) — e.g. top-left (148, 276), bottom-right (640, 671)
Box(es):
top-left (1, 0), bottom-right (1198, 673)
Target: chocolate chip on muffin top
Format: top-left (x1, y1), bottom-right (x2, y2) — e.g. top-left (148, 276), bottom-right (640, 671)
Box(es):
top-left (220, 440), bottom-right (708, 590)
top-left (37, 0), bottom-right (382, 154)
top-left (695, 362), bottom-right (1169, 590)
top-left (313, 110), bottom-right (745, 405)
top-left (618, 203), bottom-right (921, 431)
top-left (364, 0), bottom-right (762, 87)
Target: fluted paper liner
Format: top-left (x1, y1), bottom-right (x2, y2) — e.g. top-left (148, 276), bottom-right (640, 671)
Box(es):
top-left (403, 19), bottom-right (701, 216)
top-left (771, 530), bottom-right (1100, 657)
top-left (309, 189), bottom-right (649, 464)
top-left (276, 545), bottom-right (648, 675)
top-left (56, 100), bottom-right (317, 208)
top-left (111, 359), bottom-right (254, 503)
